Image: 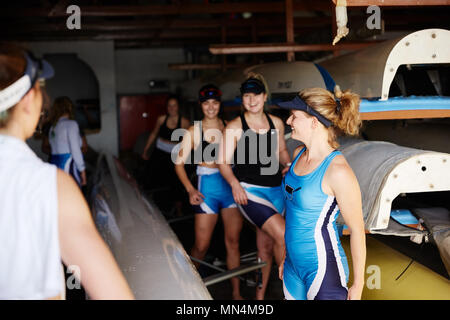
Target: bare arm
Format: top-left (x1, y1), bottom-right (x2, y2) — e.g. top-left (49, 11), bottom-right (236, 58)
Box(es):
top-left (272, 116), bottom-right (291, 177)
top-left (218, 118), bottom-right (247, 205)
top-left (81, 135), bottom-right (88, 154)
top-left (142, 115), bottom-right (164, 159)
top-left (67, 122), bottom-right (87, 186)
top-left (57, 170), bottom-right (134, 299)
top-left (273, 115), bottom-right (291, 167)
top-left (328, 161), bottom-right (366, 300)
top-left (174, 125), bottom-right (204, 205)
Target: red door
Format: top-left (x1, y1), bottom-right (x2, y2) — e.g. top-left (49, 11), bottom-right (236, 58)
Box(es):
top-left (119, 94), bottom-right (169, 152)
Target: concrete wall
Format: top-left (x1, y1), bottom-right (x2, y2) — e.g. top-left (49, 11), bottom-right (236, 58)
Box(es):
top-left (43, 53), bottom-right (99, 105)
top-left (28, 41), bottom-right (118, 156)
top-left (43, 53), bottom-right (100, 132)
top-left (115, 48), bottom-right (185, 95)
top-left (25, 43), bottom-right (186, 158)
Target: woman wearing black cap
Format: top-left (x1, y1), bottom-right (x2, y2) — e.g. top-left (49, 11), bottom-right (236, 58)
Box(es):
top-left (175, 84), bottom-right (243, 300)
top-left (218, 73), bottom-right (291, 300)
top-left (0, 43), bottom-right (133, 299)
top-left (277, 87), bottom-right (366, 300)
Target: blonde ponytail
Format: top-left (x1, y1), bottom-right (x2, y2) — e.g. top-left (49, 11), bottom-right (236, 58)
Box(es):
top-left (299, 86), bottom-right (361, 148)
top-left (333, 85), bottom-right (361, 136)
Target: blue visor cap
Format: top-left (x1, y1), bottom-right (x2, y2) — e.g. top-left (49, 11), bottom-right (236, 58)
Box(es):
top-left (276, 95), bottom-right (332, 128)
top-left (25, 51), bottom-right (55, 86)
top-left (240, 78), bottom-right (266, 95)
top-left (0, 51), bottom-right (54, 112)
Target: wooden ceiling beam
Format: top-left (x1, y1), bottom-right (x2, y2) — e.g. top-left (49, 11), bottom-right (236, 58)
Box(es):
top-left (0, 1), bottom-right (330, 18)
top-left (1, 27), bottom-right (319, 42)
top-left (332, 0), bottom-right (450, 6)
top-left (0, 16), bottom-right (331, 33)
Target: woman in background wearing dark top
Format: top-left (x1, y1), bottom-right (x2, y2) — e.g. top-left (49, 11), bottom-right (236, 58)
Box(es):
top-left (142, 95), bottom-right (189, 216)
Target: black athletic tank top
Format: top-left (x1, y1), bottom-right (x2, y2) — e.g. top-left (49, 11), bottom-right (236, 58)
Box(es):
top-left (233, 112), bottom-right (282, 187)
top-left (195, 119), bottom-right (226, 162)
top-left (158, 115), bottom-right (181, 141)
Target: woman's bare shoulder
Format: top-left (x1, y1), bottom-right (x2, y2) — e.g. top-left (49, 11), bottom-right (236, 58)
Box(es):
top-left (328, 154), bottom-right (357, 184)
top-left (268, 113), bottom-right (284, 127)
top-left (225, 116), bottom-right (242, 129)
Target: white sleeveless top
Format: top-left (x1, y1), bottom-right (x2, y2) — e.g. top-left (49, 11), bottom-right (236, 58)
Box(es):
top-left (0, 134), bottom-right (63, 299)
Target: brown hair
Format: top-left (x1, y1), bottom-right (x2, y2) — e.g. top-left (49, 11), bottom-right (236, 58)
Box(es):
top-left (299, 86), bottom-right (361, 148)
top-left (0, 43), bottom-right (27, 128)
top-left (49, 96), bottom-right (75, 127)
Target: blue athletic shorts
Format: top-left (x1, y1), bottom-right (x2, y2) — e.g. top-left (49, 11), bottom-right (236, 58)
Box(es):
top-left (237, 182), bottom-right (284, 229)
top-left (192, 167), bottom-right (236, 214)
top-left (50, 153), bottom-right (81, 187)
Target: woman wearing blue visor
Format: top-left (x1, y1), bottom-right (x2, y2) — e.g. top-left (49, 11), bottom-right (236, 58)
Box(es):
top-left (219, 73), bottom-right (291, 300)
top-left (0, 44), bottom-right (133, 299)
top-left (175, 84), bottom-right (244, 300)
top-left (277, 87), bottom-right (366, 300)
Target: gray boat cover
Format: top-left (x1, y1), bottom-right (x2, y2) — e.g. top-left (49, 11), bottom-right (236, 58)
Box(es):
top-left (337, 137), bottom-right (432, 232)
top-left (412, 207), bottom-right (450, 276)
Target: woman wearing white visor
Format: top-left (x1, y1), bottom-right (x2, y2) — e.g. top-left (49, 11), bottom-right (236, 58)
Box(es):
top-left (0, 43), bottom-right (134, 299)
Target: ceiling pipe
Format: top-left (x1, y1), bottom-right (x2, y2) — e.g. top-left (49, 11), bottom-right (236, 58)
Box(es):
top-left (209, 42), bottom-right (380, 55)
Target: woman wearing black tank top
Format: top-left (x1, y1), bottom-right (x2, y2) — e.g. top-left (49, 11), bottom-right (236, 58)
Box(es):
top-left (142, 95), bottom-right (189, 160)
top-left (175, 84), bottom-right (243, 300)
top-left (219, 74), bottom-right (291, 300)
top-left (142, 95), bottom-right (189, 216)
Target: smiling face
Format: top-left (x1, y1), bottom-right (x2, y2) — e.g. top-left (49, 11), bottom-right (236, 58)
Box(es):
top-left (201, 98), bottom-right (220, 119)
top-left (286, 109), bottom-right (313, 142)
top-left (242, 92), bottom-right (267, 114)
top-left (166, 98), bottom-right (179, 116)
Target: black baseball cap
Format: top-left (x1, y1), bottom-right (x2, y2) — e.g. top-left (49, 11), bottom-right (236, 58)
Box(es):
top-left (198, 84), bottom-right (222, 102)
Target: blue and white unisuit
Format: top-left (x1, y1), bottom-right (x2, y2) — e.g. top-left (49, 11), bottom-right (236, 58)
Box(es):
top-left (192, 166), bottom-right (236, 214)
top-left (233, 112), bottom-right (284, 228)
top-left (282, 147), bottom-right (349, 300)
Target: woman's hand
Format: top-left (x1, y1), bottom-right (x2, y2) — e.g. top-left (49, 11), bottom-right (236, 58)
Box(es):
top-left (231, 181), bottom-right (247, 205)
top-left (188, 189), bottom-right (205, 205)
top-left (347, 284), bottom-right (364, 300)
top-left (141, 152), bottom-right (149, 160)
